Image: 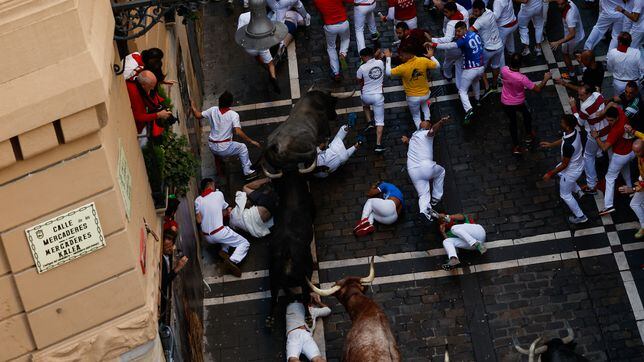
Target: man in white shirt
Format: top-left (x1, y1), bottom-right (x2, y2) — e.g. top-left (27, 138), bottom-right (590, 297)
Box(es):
top-left (190, 92), bottom-right (261, 181)
top-left (569, 85), bottom-right (610, 195)
top-left (583, 0), bottom-right (624, 50)
top-left (494, 0), bottom-right (519, 54)
top-left (517, 0), bottom-right (545, 57)
top-left (267, 0), bottom-right (311, 24)
top-left (540, 114), bottom-right (588, 224)
top-left (401, 116), bottom-right (449, 221)
top-left (237, 12), bottom-right (281, 93)
top-left (471, 0), bottom-right (504, 93)
top-left (357, 47), bottom-right (386, 153)
top-left (314, 118), bottom-right (362, 177)
top-left (229, 178), bottom-right (275, 238)
top-left (607, 32), bottom-right (643, 96)
top-left (353, 0), bottom-right (380, 53)
top-left (616, 0), bottom-right (643, 48)
top-left (550, 0), bottom-right (585, 80)
top-left (432, 2), bottom-right (469, 80)
top-left (285, 294), bottom-right (331, 362)
top-left (195, 178), bottom-right (250, 277)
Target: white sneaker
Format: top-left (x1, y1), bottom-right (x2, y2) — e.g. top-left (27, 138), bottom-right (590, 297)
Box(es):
top-left (243, 0), bottom-right (248, 7)
top-left (305, 14), bottom-right (311, 27)
top-left (521, 47), bottom-right (531, 57)
top-left (535, 47), bottom-right (543, 57)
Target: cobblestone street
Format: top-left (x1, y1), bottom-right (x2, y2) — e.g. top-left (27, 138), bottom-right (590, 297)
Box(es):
top-left (199, 0), bottom-right (644, 360)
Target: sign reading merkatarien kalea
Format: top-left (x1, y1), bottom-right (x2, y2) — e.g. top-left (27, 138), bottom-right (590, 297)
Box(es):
top-left (25, 202), bottom-right (106, 273)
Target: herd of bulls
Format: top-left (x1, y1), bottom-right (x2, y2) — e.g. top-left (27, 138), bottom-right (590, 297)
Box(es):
top-left (251, 90), bottom-right (587, 361)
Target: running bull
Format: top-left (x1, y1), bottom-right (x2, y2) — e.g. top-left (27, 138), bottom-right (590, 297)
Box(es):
top-left (307, 258), bottom-right (402, 362)
top-left (261, 89), bottom-right (352, 177)
top-left (265, 172), bottom-right (315, 327)
top-left (513, 324), bottom-right (586, 361)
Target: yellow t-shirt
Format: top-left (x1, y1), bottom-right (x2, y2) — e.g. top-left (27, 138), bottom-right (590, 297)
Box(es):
top-left (390, 56), bottom-right (439, 97)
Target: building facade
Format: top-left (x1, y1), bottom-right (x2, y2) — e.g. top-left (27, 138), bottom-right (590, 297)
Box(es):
top-left (0, 1), bottom-right (204, 360)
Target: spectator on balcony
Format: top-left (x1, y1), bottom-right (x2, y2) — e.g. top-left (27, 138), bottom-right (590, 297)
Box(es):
top-left (123, 47), bottom-right (177, 88)
top-left (163, 196), bottom-right (180, 233)
top-left (160, 229), bottom-right (188, 321)
top-left (126, 70), bottom-right (173, 147)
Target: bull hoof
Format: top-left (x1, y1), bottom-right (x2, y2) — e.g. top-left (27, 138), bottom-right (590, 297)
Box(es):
top-left (265, 315), bottom-right (275, 329)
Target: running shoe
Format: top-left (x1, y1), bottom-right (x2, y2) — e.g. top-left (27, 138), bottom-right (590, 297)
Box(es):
top-left (568, 215), bottom-right (589, 224)
top-left (474, 242), bottom-right (487, 255)
top-left (347, 112), bottom-right (357, 128)
top-left (580, 185), bottom-right (598, 195)
top-left (354, 218), bottom-right (370, 232)
top-left (635, 229), bottom-right (644, 239)
top-left (305, 14), bottom-right (311, 27)
top-left (524, 130), bottom-right (537, 144)
top-left (430, 197), bottom-right (441, 207)
top-left (339, 55), bottom-right (348, 71)
top-left (480, 87), bottom-right (495, 101)
top-left (371, 32), bottom-right (380, 41)
top-left (598, 207), bottom-right (615, 216)
top-left (374, 145), bottom-right (387, 154)
top-left (355, 224), bottom-right (375, 237)
top-left (535, 47), bottom-right (543, 57)
top-left (442, 258), bottom-right (461, 271)
top-left (333, 73), bottom-right (342, 82)
top-left (512, 145), bottom-right (527, 154)
top-left (219, 250), bottom-right (242, 277)
top-left (521, 47), bottom-right (531, 57)
top-left (463, 109), bottom-right (474, 125)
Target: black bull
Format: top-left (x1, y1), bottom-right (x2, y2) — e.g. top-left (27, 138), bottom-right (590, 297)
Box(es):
top-left (259, 90), bottom-right (338, 176)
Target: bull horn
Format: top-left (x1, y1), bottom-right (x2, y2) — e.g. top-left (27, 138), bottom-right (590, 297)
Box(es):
top-left (359, 256), bottom-right (375, 284)
top-left (298, 159), bottom-right (317, 174)
top-left (528, 337), bottom-right (546, 362)
top-left (306, 278), bottom-right (341, 297)
top-left (513, 336), bottom-right (530, 355)
top-left (263, 168), bottom-right (283, 179)
top-left (332, 88), bottom-right (358, 99)
top-left (561, 322), bottom-right (574, 344)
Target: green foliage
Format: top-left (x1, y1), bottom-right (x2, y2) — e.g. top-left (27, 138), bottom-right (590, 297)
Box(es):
top-left (160, 131), bottom-right (198, 197)
top-left (156, 86), bottom-right (173, 110)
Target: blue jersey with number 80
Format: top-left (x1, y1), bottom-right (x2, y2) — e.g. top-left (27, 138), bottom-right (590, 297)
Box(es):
top-left (456, 31), bottom-right (484, 69)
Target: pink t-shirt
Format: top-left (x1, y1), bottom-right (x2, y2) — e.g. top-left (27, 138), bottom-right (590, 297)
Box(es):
top-left (500, 66), bottom-right (535, 106)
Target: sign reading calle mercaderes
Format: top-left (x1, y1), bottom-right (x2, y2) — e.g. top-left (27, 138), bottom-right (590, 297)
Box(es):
top-left (25, 202), bottom-right (106, 273)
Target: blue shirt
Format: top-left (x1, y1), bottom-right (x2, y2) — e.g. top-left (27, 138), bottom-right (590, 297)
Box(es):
top-left (456, 0), bottom-right (472, 10)
top-left (456, 31), bottom-right (484, 69)
top-left (378, 182), bottom-right (404, 206)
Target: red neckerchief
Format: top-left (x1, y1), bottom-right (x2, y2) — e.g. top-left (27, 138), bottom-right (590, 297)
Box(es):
top-left (561, 3), bottom-right (570, 18)
top-left (220, 107), bottom-right (231, 115)
top-left (449, 12), bottom-right (464, 20)
top-left (201, 187), bottom-right (214, 197)
top-left (617, 44), bottom-right (628, 53)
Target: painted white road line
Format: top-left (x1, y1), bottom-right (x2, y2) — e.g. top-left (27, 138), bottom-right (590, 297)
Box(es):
top-left (288, 40), bottom-right (301, 99)
top-left (203, 269), bottom-right (269, 285)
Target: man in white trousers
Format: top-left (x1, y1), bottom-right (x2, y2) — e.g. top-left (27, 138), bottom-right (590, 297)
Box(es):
top-left (195, 178), bottom-right (249, 277)
top-left (549, 0), bottom-right (585, 80)
top-left (353, 0), bottom-right (380, 53)
top-left (570, 85), bottom-right (610, 195)
top-left (314, 0), bottom-right (351, 81)
top-left (190, 92), bottom-right (260, 181)
top-left (592, 106), bottom-right (635, 216)
top-left (616, 0), bottom-right (643, 49)
top-left (583, 0), bottom-right (624, 51)
top-left (470, 0), bottom-right (504, 93)
top-left (606, 32), bottom-right (643, 97)
top-left (494, 0), bottom-right (519, 54)
top-left (314, 120), bottom-right (362, 177)
top-left (431, 2), bottom-right (468, 80)
top-left (285, 294), bottom-right (331, 362)
top-left (402, 116), bottom-right (449, 221)
top-left (354, 181), bottom-right (404, 236)
top-left (357, 47), bottom-right (386, 153)
top-left (438, 213), bottom-right (487, 270)
top-left (267, 0), bottom-right (311, 24)
top-left (540, 114), bottom-right (588, 224)
top-left (237, 12), bottom-right (281, 93)
top-left (619, 137), bottom-right (644, 239)
top-left (432, 21), bottom-right (485, 123)
top-left (517, 0), bottom-right (545, 57)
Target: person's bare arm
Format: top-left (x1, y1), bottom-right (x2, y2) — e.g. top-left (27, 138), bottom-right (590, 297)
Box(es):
top-left (243, 177), bottom-right (270, 194)
top-left (367, 184), bottom-right (382, 197)
top-left (430, 115), bottom-right (450, 135)
top-left (195, 212), bottom-right (202, 224)
top-left (234, 127), bottom-right (261, 147)
top-left (616, 5), bottom-right (641, 22)
top-left (543, 157), bottom-right (570, 181)
top-left (532, 72), bottom-right (552, 92)
top-left (190, 99), bottom-right (203, 119)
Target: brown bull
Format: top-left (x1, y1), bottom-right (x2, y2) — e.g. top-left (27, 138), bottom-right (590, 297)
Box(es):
top-left (307, 258), bottom-right (401, 362)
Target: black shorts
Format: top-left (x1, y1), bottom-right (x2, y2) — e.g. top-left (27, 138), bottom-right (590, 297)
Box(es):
top-left (285, 21), bottom-right (297, 35)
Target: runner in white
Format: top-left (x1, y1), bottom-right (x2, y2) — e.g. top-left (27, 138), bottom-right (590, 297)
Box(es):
top-left (314, 121), bottom-right (361, 177)
top-left (517, 0), bottom-right (545, 57)
top-left (438, 213), bottom-right (487, 270)
top-left (195, 178), bottom-right (249, 277)
top-left (494, 0), bottom-right (519, 54)
top-left (583, 0), bottom-right (624, 50)
top-left (606, 32), bottom-right (643, 97)
top-left (190, 92), bottom-right (260, 181)
top-left (569, 86), bottom-right (610, 195)
top-left (285, 294), bottom-right (331, 362)
top-left (619, 137), bottom-right (644, 239)
top-left (549, 0), bottom-right (584, 80)
top-left (402, 116), bottom-right (449, 221)
top-left (432, 2), bottom-right (468, 80)
top-left (357, 47), bottom-right (387, 153)
top-left (616, 0), bottom-right (643, 48)
top-left (267, 0), bottom-right (311, 24)
top-left (540, 114), bottom-right (588, 224)
top-left (471, 0), bottom-right (504, 94)
top-left (353, 0), bottom-right (380, 53)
